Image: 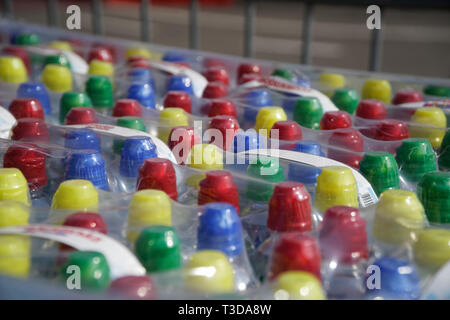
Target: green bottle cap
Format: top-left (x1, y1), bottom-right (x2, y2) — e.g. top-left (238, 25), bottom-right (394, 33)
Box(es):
top-left (417, 171), bottom-right (450, 224)
top-left (331, 88), bottom-right (359, 114)
top-left (44, 54), bottom-right (71, 70)
top-left (61, 251), bottom-right (110, 291)
top-left (15, 33), bottom-right (41, 46)
top-left (293, 97), bottom-right (323, 130)
top-left (85, 75), bottom-right (114, 109)
top-left (271, 68), bottom-right (293, 80)
top-left (359, 151), bottom-right (400, 196)
top-left (423, 85), bottom-right (450, 98)
top-left (246, 156), bottom-right (284, 202)
top-left (113, 116), bottom-right (147, 154)
top-left (135, 225), bottom-right (182, 273)
top-left (438, 130), bottom-right (450, 171)
top-left (60, 92), bottom-right (93, 124)
top-left (395, 138), bottom-right (437, 183)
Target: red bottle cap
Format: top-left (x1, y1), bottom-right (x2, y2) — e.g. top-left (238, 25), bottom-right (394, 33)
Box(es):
top-left (9, 98), bottom-right (44, 120)
top-left (203, 58), bottom-right (226, 69)
top-left (355, 99), bottom-right (387, 120)
top-left (374, 119), bottom-right (410, 141)
top-left (198, 170), bottom-right (240, 214)
top-left (109, 276), bottom-right (155, 300)
top-left (2, 45), bottom-right (32, 75)
top-left (88, 46), bottom-right (114, 63)
top-left (112, 99), bottom-right (142, 117)
top-left (163, 91), bottom-right (192, 114)
top-left (11, 118), bottom-right (49, 142)
top-left (168, 126), bottom-right (201, 165)
top-left (92, 43), bottom-right (116, 63)
top-left (3, 144), bottom-right (47, 190)
top-left (320, 111), bottom-right (352, 130)
top-left (126, 55), bottom-right (149, 66)
top-left (65, 107), bottom-right (99, 125)
top-left (203, 66), bottom-right (230, 86)
top-left (268, 182), bottom-right (312, 232)
top-left (207, 99), bottom-right (237, 118)
top-left (319, 206), bottom-right (368, 265)
top-left (137, 158), bottom-right (178, 201)
top-left (270, 120), bottom-right (302, 141)
top-left (62, 212), bottom-right (108, 234)
top-left (237, 63), bottom-right (262, 82)
top-left (392, 90), bottom-right (423, 105)
top-left (328, 129), bottom-right (364, 169)
top-left (208, 115), bottom-right (240, 150)
top-left (202, 81), bottom-right (228, 99)
top-left (269, 233), bottom-right (321, 281)
top-left (238, 73), bottom-right (261, 85)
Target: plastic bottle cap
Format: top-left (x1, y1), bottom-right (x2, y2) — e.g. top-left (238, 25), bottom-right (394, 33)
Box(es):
top-left (417, 171), bottom-right (450, 224)
top-left (208, 115), bottom-right (240, 150)
top-left (164, 91), bottom-right (192, 113)
top-left (51, 180), bottom-right (99, 211)
top-left (320, 111), bottom-right (352, 130)
top-left (59, 91), bottom-right (93, 123)
top-left (112, 99), bottom-right (142, 117)
top-left (109, 276), bottom-right (155, 300)
top-left (127, 82), bottom-right (155, 109)
top-left (355, 99), bottom-right (387, 120)
top-left (203, 57), bottom-right (226, 69)
top-left (92, 43), bottom-right (116, 62)
top-left (43, 54), bottom-right (71, 70)
top-left (271, 68), bottom-right (293, 80)
top-left (17, 82), bottom-right (52, 115)
top-left (61, 251), bottom-right (110, 291)
top-left (88, 46), bottom-right (114, 63)
top-left (237, 63), bottom-right (262, 82)
top-left (8, 98), bottom-right (44, 120)
top-left (168, 126), bottom-right (200, 165)
top-left (414, 229), bottom-right (450, 270)
top-left (65, 107), bottom-right (98, 125)
top-left (158, 108), bottom-right (189, 143)
top-left (392, 90), bottom-right (423, 105)
top-left (270, 120), bottom-right (302, 142)
top-left (270, 234), bottom-right (321, 281)
top-left (423, 85), bottom-right (450, 98)
top-left (288, 141), bottom-right (323, 184)
top-left (410, 107), bottom-right (447, 148)
top-left (359, 151), bottom-right (400, 196)
top-left (0, 56), bottom-right (27, 83)
top-left (187, 144), bottom-right (223, 170)
top-left (41, 64), bottom-right (72, 92)
top-left (137, 158), bottom-right (178, 200)
top-left (114, 117), bottom-right (147, 154)
top-left (374, 120), bottom-right (410, 141)
top-left (244, 89), bottom-right (273, 107)
top-left (0, 234), bottom-right (31, 277)
top-left (238, 73), bottom-right (261, 85)
top-left (65, 150), bottom-right (108, 190)
top-left (202, 82), bottom-right (228, 99)
top-left (232, 130), bottom-right (260, 153)
top-left (204, 66), bottom-right (230, 86)
top-left (11, 118), bottom-right (49, 142)
top-left (246, 156), bottom-right (284, 202)
top-left (318, 73), bottom-right (346, 91)
top-left (0, 200), bottom-right (29, 227)
top-left (135, 225), bottom-right (181, 273)
top-left (128, 68), bottom-right (154, 87)
top-left (86, 75), bottom-right (114, 109)
top-left (438, 130), bottom-right (450, 171)
top-left (88, 59), bottom-right (114, 78)
top-left (395, 138), bottom-right (437, 183)
top-left (293, 97), bottom-right (323, 130)
top-left (15, 33), bottom-right (41, 46)
top-left (120, 136), bottom-right (157, 178)
top-left (162, 51), bottom-right (186, 62)
top-left (49, 41), bottom-right (73, 51)
top-left (198, 171), bottom-right (240, 214)
top-left (273, 271), bottom-right (325, 300)
top-left (327, 129), bottom-right (364, 169)
top-left (167, 75), bottom-right (194, 96)
top-left (126, 47), bottom-right (152, 59)
top-left (314, 166), bottom-right (358, 212)
top-left (319, 206), bottom-right (368, 264)
top-left (361, 79), bottom-right (392, 104)
top-left (207, 99), bottom-right (237, 118)
top-left (331, 88), bottom-right (359, 114)
top-left (2, 46), bottom-right (31, 75)
top-left (3, 145), bottom-right (47, 190)
top-left (373, 189), bottom-right (425, 244)
top-left (62, 212), bottom-right (107, 234)
top-left (64, 128), bottom-right (101, 152)
top-left (127, 190), bottom-right (172, 243)
top-left (255, 107), bottom-right (287, 136)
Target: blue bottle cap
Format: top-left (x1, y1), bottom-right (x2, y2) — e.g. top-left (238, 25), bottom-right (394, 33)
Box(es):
top-left (366, 257), bottom-right (421, 300)
top-left (127, 83), bottom-right (155, 109)
top-left (64, 129), bottom-right (101, 152)
top-left (162, 51), bottom-right (186, 63)
top-left (232, 130), bottom-right (261, 153)
top-left (197, 202), bottom-right (243, 258)
top-left (17, 82), bottom-right (52, 115)
top-left (128, 68), bottom-right (155, 90)
top-left (166, 75), bottom-right (194, 96)
top-left (288, 141), bottom-right (323, 184)
top-left (292, 140), bottom-right (325, 156)
top-left (65, 151), bottom-right (108, 190)
top-left (245, 89), bottom-right (273, 107)
top-left (120, 136), bottom-right (157, 178)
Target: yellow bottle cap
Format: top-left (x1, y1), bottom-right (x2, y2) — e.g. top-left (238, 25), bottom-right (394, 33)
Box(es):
top-left (373, 189), bottom-right (426, 244)
top-left (187, 144), bottom-right (223, 170)
top-left (0, 56), bottom-right (28, 84)
top-left (0, 168), bottom-right (30, 206)
top-left (361, 79), bottom-right (392, 104)
top-left (127, 189), bottom-right (172, 242)
top-left (41, 64), bottom-right (72, 92)
top-left (0, 235), bottom-right (30, 278)
top-left (184, 250), bottom-right (234, 294)
top-left (49, 41), bottom-right (73, 52)
top-left (88, 59), bottom-right (115, 78)
top-left (314, 166), bottom-right (358, 212)
top-left (51, 179), bottom-right (99, 211)
top-left (414, 228), bottom-right (450, 270)
top-left (0, 200), bottom-right (30, 227)
top-left (410, 107), bottom-right (447, 149)
top-left (158, 108), bottom-right (189, 143)
top-left (318, 73), bottom-right (346, 97)
top-left (255, 106), bottom-right (287, 136)
top-left (126, 47), bottom-right (152, 59)
top-left (273, 271), bottom-right (326, 300)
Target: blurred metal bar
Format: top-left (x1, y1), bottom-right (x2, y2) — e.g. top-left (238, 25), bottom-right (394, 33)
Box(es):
top-left (301, 2), bottom-right (314, 65)
top-left (47, 0), bottom-right (59, 27)
top-left (140, 0), bottom-right (151, 42)
top-left (189, 0), bottom-right (199, 49)
top-left (2, 0), bottom-right (13, 18)
top-left (244, 0), bottom-right (255, 58)
top-left (369, 8), bottom-right (384, 71)
top-left (92, 0), bottom-right (104, 35)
